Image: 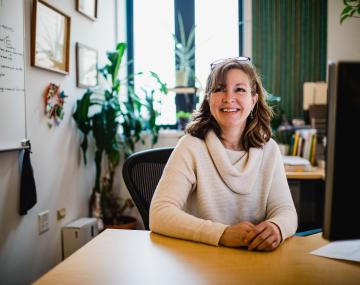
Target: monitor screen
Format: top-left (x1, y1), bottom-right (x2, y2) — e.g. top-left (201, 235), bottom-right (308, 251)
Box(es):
top-left (323, 61), bottom-right (360, 241)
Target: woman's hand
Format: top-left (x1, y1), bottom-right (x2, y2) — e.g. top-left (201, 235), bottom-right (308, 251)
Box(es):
top-left (243, 221), bottom-right (282, 251)
top-left (219, 221), bottom-right (256, 247)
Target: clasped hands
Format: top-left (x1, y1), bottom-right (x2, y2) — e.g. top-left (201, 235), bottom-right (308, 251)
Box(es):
top-left (219, 221), bottom-right (282, 251)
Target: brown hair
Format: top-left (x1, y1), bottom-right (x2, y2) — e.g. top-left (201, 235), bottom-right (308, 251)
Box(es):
top-left (186, 59), bottom-right (273, 151)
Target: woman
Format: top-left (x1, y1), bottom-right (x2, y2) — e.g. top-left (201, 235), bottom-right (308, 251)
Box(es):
top-left (149, 58), bottom-right (297, 251)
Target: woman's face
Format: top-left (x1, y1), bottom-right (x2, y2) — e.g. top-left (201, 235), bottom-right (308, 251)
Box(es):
top-left (209, 68), bottom-right (258, 134)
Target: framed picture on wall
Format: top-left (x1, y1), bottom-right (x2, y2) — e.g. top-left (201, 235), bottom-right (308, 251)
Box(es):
top-left (31, 0), bottom-right (71, 75)
top-left (76, 43), bottom-right (98, 88)
top-left (76, 0), bottom-right (98, 21)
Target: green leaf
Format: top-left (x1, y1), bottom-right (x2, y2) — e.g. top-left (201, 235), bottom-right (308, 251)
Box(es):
top-left (73, 90), bottom-right (92, 132)
top-left (341, 6), bottom-right (353, 15)
top-left (340, 13), bottom-right (349, 23)
top-left (80, 136), bottom-right (88, 165)
top-left (94, 149), bottom-right (103, 192)
top-left (178, 13), bottom-right (187, 46)
top-left (340, 0), bottom-right (360, 23)
top-left (149, 71), bottom-right (168, 94)
top-left (112, 43), bottom-right (126, 85)
top-left (107, 148), bottom-right (120, 167)
top-left (73, 90), bottom-right (94, 164)
top-left (186, 26), bottom-right (196, 49)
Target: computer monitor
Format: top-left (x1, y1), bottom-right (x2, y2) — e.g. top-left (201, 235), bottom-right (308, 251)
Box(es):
top-left (323, 61), bottom-right (360, 241)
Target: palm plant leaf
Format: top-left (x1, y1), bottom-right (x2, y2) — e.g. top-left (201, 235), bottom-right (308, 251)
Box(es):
top-left (149, 71), bottom-right (168, 94)
top-left (178, 14), bottom-right (187, 47)
top-left (186, 25), bottom-right (195, 49)
top-left (112, 42), bottom-right (126, 85)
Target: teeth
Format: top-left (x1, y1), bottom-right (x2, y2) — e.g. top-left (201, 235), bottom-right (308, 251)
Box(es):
top-left (221, 108), bottom-right (238, 112)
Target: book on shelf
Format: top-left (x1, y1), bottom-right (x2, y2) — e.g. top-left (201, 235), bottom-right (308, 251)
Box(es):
top-left (288, 128), bottom-right (317, 165)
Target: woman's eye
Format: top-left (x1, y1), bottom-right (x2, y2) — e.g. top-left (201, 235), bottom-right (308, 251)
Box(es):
top-left (214, 87), bottom-right (224, 93)
top-left (235, 87), bottom-right (246, 93)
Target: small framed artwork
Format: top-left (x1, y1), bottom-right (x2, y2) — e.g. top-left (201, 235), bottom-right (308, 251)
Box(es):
top-left (76, 43), bottom-right (98, 88)
top-left (31, 0), bottom-right (71, 75)
top-left (76, 0), bottom-right (98, 21)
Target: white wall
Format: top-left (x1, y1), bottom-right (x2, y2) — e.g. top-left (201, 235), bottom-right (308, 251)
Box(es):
top-left (327, 0), bottom-right (360, 62)
top-left (0, 1), bottom-right (119, 284)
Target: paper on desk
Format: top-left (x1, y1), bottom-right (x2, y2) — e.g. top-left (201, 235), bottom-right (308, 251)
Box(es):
top-left (310, 239), bottom-right (360, 262)
top-left (282, 155), bottom-right (310, 165)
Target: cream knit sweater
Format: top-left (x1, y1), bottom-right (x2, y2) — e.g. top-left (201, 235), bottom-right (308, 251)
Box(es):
top-left (149, 130), bottom-right (298, 246)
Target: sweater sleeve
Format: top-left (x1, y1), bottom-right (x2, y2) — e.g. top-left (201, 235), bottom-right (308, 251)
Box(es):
top-left (265, 142), bottom-right (298, 240)
top-left (149, 136), bottom-right (228, 246)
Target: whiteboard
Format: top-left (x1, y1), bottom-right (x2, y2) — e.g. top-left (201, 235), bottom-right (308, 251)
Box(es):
top-left (0, 0), bottom-right (27, 151)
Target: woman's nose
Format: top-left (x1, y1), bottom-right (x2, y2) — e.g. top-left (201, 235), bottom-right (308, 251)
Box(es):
top-left (222, 90), bottom-right (235, 103)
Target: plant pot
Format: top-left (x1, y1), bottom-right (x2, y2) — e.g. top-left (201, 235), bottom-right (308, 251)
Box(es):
top-left (175, 70), bottom-right (189, 87)
top-left (177, 117), bottom-right (190, 130)
top-left (103, 215), bottom-right (138, 230)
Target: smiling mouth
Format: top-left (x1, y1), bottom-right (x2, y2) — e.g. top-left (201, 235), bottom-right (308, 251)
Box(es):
top-left (220, 108), bottom-right (240, 113)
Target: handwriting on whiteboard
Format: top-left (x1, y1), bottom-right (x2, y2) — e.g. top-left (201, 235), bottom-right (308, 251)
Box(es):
top-left (0, 21), bottom-right (24, 94)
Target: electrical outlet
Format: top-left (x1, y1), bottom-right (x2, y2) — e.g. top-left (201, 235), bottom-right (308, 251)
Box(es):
top-left (38, 210), bottom-right (49, 234)
top-left (57, 208), bottom-right (66, 220)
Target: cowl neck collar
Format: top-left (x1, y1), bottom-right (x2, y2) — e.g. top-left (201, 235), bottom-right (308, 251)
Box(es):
top-left (205, 130), bottom-right (263, 194)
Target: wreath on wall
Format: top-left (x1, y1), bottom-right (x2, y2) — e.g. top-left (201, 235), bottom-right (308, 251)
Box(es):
top-left (44, 83), bottom-right (67, 127)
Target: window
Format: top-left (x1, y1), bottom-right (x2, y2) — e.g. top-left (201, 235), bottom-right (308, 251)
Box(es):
top-left (133, 0), bottom-right (176, 125)
top-left (132, 0), bottom-right (240, 125)
top-left (195, 0), bottom-right (239, 98)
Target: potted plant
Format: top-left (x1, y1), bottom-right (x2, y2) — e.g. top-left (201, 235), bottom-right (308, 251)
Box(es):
top-left (173, 13), bottom-right (196, 87)
top-left (73, 42), bottom-right (167, 229)
top-left (176, 110), bottom-right (192, 130)
top-left (131, 71), bottom-right (168, 148)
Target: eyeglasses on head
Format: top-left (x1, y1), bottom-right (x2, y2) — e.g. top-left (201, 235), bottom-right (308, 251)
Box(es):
top-left (210, 56), bottom-right (251, 70)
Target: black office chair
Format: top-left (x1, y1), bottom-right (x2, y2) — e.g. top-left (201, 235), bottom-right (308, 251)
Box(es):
top-left (122, 147), bottom-right (174, 230)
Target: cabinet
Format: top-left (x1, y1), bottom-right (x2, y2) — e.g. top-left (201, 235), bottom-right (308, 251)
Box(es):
top-left (288, 178), bottom-right (325, 232)
top-left (62, 217), bottom-right (98, 259)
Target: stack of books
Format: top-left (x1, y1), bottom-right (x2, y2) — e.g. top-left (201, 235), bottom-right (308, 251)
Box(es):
top-left (289, 128), bottom-right (317, 165)
top-left (282, 155), bottom-right (312, 172)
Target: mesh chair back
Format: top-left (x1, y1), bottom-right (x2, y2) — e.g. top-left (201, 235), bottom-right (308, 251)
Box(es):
top-left (122, 147), bottom-right (174, 230)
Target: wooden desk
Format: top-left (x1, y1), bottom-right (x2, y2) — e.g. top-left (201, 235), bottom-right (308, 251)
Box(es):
top-left (34, 230), bottom-right (360, 285)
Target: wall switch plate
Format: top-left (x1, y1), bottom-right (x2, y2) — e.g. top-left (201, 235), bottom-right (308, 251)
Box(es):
top-left (38, 210), bottom-right (49, 234)
top-left (57, 208), bottom-right (66, 220)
